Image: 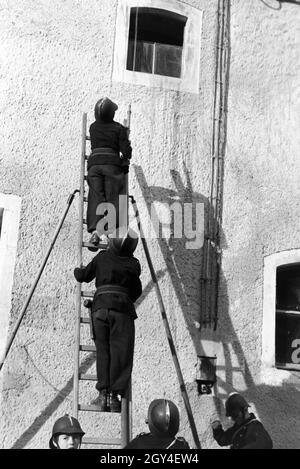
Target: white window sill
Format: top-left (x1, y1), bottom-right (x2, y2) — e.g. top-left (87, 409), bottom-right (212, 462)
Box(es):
top-left (260, 364), bottom-right (291, 386)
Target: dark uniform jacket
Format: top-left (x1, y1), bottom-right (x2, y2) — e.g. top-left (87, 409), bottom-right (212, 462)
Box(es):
top-left (88, 119), bottom-right (132, 169)
top-left (213, 413), bottom-right (273, 449)
top-left (124, 433), bottom-right (190, 449)
top-left (74, 250), bottom-right (142, 318)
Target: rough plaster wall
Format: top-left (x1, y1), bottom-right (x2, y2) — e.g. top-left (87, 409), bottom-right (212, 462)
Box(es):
top-left (0, 0), bottom-right (299, 450)
top-left (218, 0), bottom-right (300, 449)
top-left (0, 0), bottom-right (128, 449)
top-left (0, 0), bottom-right (218, 449)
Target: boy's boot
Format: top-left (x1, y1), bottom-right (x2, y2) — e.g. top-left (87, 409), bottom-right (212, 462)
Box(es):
top-left (91, 388), bottom-right (108, 411)
top-left (109, 391), bottom-right (121, 413)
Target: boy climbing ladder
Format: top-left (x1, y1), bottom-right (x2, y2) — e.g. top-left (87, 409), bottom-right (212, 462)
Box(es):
top-left (86, 97), bottom-right (132, 250)
top-left (74, 226), bottom-right (142, 412)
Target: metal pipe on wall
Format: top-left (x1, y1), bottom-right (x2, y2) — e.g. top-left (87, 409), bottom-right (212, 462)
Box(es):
top-left (201, 0), bottom-right (230, 330)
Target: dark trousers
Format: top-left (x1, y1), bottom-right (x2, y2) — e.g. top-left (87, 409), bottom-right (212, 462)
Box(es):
top-left (92, 309), bottom-right (135, 395)
top-left (87, 164), bottom-right (125, 234)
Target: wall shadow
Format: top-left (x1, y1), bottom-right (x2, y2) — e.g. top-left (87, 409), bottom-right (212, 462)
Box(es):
top-left (132, 163), bottom-right (229, 355)
top-left (132, 164), bottom-right (300, 449)
top-left (10, 353), bottom-right (95, 449)
top-left (212, 372), bottom-right (300, 449)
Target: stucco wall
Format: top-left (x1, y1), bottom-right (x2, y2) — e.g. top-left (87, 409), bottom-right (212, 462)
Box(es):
top-left (0, 0), bottom-right (299, 449)
top-left (218, 0), bottom-right (300, 450)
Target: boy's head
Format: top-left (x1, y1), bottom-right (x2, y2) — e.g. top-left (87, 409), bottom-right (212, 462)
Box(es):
top-left (108, 226), bottom-right (139, 257)
top-left (49, 414), bottom-right (85, 449)
top-left (146, 399), bottom-right (180, 438)
top-left (94, 97), bottom-right (118, 122)
top-left (225, 393), bottom-right (250, 425)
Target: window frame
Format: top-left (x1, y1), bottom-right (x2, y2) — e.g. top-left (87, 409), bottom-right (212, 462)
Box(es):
top-left (262, 250), bottom-right (300, 379)
top-left (112, 0), bottom-right (203, 94)
top-left (0, 194), bottom-right (21, 361)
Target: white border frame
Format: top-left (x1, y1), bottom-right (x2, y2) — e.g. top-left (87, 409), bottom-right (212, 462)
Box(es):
top-left (112, 0), bottom-right (203, 94)
top-left (262, 249), bottom-right (300, 379)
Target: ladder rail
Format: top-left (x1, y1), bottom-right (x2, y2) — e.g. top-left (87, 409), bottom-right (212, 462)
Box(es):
top-left (73, 113), bottom-right (87, 417)
top-left (121, 391), bottom-right (130, 447)
top-left (120, 103), bottom-right (132, 446)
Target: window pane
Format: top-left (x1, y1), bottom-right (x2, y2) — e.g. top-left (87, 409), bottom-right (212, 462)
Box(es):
top-left (126, 39), bottom-right (134, 70)
top-left (128, 8), bottom-right (187, 46)
top-left (277, 264), bottom-right (300, 311)
top-left (155, 44), bottom-right (182, 78)
top-left (127, 40), bottom-right (153, 73)
top-left (137, 41), bottom-right (153, 73)
top-left (127, 8), bottom-right (187, 79)
top-left (276, 312), bottom-right (300, 366)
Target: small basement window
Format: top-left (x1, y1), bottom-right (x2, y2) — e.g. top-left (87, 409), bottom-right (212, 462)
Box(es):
top-left (126, 7), bottom-right (187, 78)
top-left (275, 264), bottom-right (300, 370)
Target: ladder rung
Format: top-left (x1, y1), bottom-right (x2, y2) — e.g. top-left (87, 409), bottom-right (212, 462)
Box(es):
top-left (78, 404), bottom-right (112, 413)
top-left (84, 176), bottom-right (88, 181)
top-left (79, 373), bottom-right (97, 381)
top-left (82, 242), bottom-right (108, 250)
top-left (80, 317), bottom-right (91, 324)
top-left (81, 291), bottom-right (94, 299)
top-left (80, 345), bottom-right (96, 352)
top-left (86, 136), bottom-right (91, 141)
top-left (82, 437), bottom-right (122, 446)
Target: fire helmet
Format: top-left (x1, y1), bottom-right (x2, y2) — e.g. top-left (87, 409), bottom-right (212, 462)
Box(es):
top-left (94, 97), bottom-right (118, 122)
top-left (108, 226), bottom-right (139, 256)
top-left (49, 414), bottom-right (85, 449)
top-left (147, 399), bottom-right (180, 438)
top-left (225, 393), bottom-right (249, 417)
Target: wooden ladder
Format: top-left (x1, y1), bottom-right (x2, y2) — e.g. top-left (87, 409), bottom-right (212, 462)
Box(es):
top-left (72, 112), bottom-right (132, 448)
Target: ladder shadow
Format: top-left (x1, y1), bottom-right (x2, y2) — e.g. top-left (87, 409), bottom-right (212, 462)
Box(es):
top-left (132, 165), bottom-right (300, 448)
top-left (132, 164), bottom-right (255, 385)
top-left (10, 353), bottom-right (95, 449)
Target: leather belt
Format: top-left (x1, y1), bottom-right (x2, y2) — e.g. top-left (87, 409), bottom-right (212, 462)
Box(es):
top-left (91, 147), bottom-right (119, 157)
top-left (95, 284), bottom-right (130, 297)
